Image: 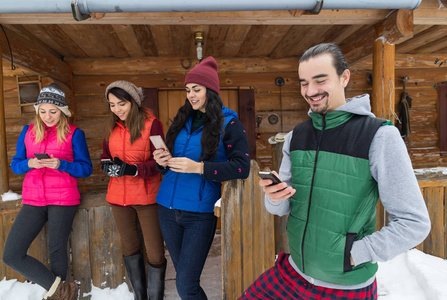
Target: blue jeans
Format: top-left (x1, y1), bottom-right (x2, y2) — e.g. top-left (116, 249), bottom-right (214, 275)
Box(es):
top-left (158, 205), bottom-right (217, 300)
top-left (2, 204), bottom-right (78, 290)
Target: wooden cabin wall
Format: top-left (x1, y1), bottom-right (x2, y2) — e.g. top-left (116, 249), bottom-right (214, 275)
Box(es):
top-left (2, 58), bottom-right (446, 192)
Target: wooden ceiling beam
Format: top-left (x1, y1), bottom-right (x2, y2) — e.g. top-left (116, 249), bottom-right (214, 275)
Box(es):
top-left (352, 53), bottom-right (447, 69)
top-left (64, 57), bottom-right (300, 75)
top-left (0, 26), bottom-right (70, 86)
top-left (0, 0), bottom-right (445, 26)
top-left (342, 9), bottom-right (413, 66)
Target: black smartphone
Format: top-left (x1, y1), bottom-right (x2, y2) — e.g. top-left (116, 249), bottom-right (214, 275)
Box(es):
top-left (258, 171), bottom-right (282, 185)
top-left (34, 153), bottom-right (50, 160)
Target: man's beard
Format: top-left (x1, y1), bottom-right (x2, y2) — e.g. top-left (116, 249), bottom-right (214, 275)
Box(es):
top-left (307, 92), bottom-right (329, 114)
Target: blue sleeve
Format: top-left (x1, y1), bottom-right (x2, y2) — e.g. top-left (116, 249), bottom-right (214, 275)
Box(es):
top-left (11, 125), bottom-right (32, 175)
top-left (57, 129), bottom-right (93, 178)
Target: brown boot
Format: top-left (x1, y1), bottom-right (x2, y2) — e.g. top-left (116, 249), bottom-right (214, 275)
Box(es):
top-left (43, 277), bottom-right (78, 300)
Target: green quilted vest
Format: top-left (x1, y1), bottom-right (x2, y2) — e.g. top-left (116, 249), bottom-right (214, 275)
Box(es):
top-left (287, 111), bottom-right (390, 285)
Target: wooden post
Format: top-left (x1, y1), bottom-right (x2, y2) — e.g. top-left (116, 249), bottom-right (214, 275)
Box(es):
top-left (371, 9), bottom-right (413, 230)
top-left (0, 53), bottom-right (10, 195)
top-left (372, 39), bottom-right (395, 231)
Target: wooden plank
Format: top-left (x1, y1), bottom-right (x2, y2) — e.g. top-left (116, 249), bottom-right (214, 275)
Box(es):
top-left (88, 206), bottom-right (125, 289)
top-left (238, 25), bottom-right (291, 57)
top-left (2, 24), bottom-right (62, 59)
top-left (221, 25), bottom-right (252, 57)
top-left (43, 24), bottom-right (88, 58)
top-left (241, 163), bottom-right (254, 292)
top-left (221, 179), bottom-right (242, 300)
top-left (397, 25), bottom-right (447, 53)
top-left (341, 25), bottom-right (375, 66)
top-left (0, 10), bottom-right (395, 25)
top-left (168, 25), bottom-right (190, 57)
top-left (205, 25), bottom-right (231, 58)
top-left (285, 25), bottom-right (333, 58)
top-left (149, 25), bottom-right (175, 57)
top-left (409, 36), bottom-right (447, 54)
top-left (129, 25), bottom-right (158, 57)
top-left (422, 187), bottom-right (445, 258)
top-left (252, 162), bottom-right (266, 278)
top-left (111, 25), bottom-right (145, 57)
top-left (66, 57), bottom-right (301, 76)
top-left (0, 26), bottom-right (70, 87)
top-left (255, 91), bottom-right (308, 112)
top-left (352, 53), bottom-right (447, 70)
top-left (71, 209), bottom-right (93, 299)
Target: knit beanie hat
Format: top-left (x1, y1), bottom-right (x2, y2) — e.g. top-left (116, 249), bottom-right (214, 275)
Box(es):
top-left (184, 57), bottom-right (220, 95)
top-left (34, 83), bottom-right (72, 117)
top-left (105, 80), bottom-right (144, 107)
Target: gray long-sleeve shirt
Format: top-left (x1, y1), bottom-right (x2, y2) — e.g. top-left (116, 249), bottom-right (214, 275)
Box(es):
top-left (266, 94), bottom-right (431, 289)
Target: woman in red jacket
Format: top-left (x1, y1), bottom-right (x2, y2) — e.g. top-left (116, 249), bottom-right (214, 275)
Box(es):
top-left (100, 80), bottom-right (166, 300)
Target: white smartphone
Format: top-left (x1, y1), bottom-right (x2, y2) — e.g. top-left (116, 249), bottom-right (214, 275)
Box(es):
top-left (150, 135), bottom-right (169, 151)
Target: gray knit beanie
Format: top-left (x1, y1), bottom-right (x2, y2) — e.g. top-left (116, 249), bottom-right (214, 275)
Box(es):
top-left (34, 83), bottom-right (72, 117)
top-left (105, 80), bottom-right (144, 107)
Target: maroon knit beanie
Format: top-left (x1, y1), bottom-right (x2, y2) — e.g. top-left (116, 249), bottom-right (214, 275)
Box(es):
top-left (184, 56), bottom-right (220, 95)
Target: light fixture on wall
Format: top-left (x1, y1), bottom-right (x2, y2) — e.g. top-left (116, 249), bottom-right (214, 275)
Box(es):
top-left (194, 31), bottom-right (204, 60)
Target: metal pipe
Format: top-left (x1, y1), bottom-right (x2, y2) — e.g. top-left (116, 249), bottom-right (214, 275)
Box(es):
top-left (0, 0), bottom-right (422, 14)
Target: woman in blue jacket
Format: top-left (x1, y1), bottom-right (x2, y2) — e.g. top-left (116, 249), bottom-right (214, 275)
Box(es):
top-left (154, 56), bottom-right (250, 299)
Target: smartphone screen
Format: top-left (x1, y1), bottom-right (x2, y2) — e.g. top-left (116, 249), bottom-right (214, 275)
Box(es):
top-left (34, 153), bottom-right (50, 160)
top-left (150, 135), bottom-right (170, 153)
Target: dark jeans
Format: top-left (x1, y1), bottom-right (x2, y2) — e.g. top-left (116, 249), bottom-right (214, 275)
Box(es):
top-left (2, 204), bottom-right (78, 290)
top-left (111, 204), bottom-right (165, 266)
top-left (158, 205), bottom-right (217, 300)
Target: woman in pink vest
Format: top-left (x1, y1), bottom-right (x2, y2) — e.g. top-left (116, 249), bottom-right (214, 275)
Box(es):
top-left (3, 84), bottom-right (93, 300)
top-left (100, 80), bottom-right (166, 300)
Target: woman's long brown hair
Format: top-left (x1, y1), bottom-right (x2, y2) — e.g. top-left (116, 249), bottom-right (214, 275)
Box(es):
top-left (104, 87), bottom-right (150, 144)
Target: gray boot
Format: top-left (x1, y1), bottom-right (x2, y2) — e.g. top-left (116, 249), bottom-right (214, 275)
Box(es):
top-left (123, 253), bottom-right (148, 300)
top-left (147, 261), bottom-right (166, 300)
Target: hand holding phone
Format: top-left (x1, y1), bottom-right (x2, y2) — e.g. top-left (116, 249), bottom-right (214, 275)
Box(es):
top-left (34, 153), bottom-right (50, 160)
top-left (150, 135), bottom-right (168, 151)
top-left (258, 171), bottom-right (282, 186)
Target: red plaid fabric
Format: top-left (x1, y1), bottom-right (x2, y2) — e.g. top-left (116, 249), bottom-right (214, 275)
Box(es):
top-left (239, 253), bottom-right (377, 300)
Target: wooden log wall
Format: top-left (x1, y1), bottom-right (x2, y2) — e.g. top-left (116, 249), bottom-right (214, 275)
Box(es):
top-left (2, 58), bottom-right (446, 191)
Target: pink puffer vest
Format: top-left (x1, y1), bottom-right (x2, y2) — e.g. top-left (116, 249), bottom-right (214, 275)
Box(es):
top-left (22, 123), bottom-right (80, 206)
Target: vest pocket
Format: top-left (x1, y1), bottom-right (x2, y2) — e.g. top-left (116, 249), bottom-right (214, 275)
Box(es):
top-left (343, 232), bottom-right (357, 272)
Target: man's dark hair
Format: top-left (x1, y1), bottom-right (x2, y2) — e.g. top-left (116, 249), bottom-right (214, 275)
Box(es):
top-left (299, 43), bottom-right (349, 76)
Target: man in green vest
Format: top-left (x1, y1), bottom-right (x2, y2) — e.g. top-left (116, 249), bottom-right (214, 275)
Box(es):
top-left (240, 43), bottom-right (431, 300)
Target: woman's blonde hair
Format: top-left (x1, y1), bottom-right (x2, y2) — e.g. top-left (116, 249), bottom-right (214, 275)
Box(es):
top-left (32, 111), bottom-right (71, 144)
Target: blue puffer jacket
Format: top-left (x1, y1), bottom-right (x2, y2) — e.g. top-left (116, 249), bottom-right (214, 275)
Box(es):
top-left (156, 106), bottom-right (238, 213)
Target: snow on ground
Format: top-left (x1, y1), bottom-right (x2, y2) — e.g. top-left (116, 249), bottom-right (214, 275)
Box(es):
top-left (1, 249), bottom-right (447, 300)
